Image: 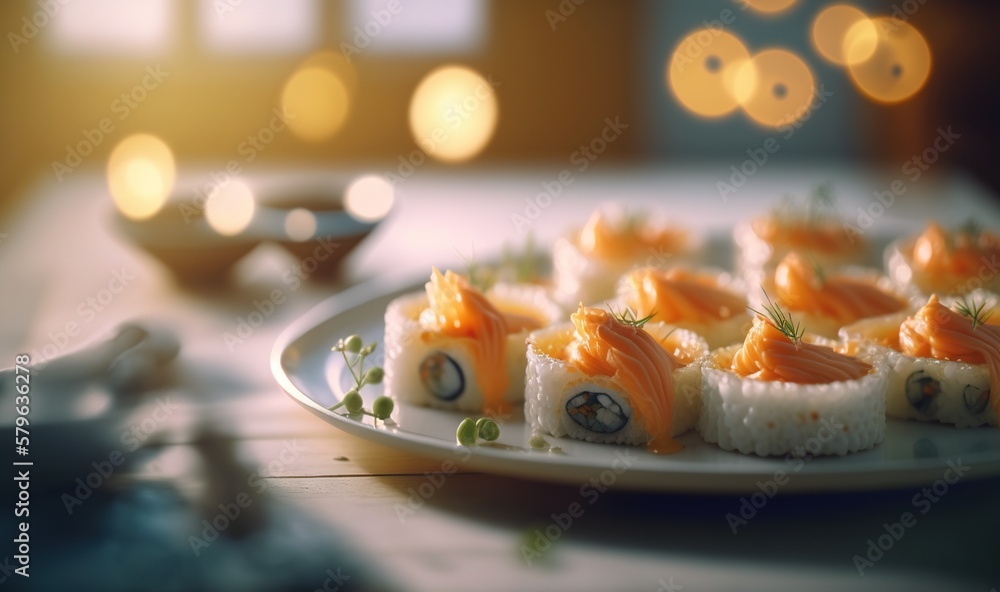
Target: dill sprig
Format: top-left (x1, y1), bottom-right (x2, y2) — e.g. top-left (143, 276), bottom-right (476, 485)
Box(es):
top-left (749, 289), bottom-right (804, 344)
top-left (809, 257), bottom-right (826, 285)
top-left (608, 304), bottom-right (657, 329)
top-left (958, 219), bottom-right (982, 242)
top-left (954, 296), bottom-right (993, 331)
top-left (806, 182), bottom-right (836, 226)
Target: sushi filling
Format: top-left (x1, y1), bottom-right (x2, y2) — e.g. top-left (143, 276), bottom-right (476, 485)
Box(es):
top-left (419, 351), bottom-right (465, 401)
top-left (565, 391), bottom-right (629, 434)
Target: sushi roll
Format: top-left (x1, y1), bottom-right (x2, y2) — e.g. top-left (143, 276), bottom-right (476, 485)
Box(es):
top-left (384, 269), bottom-right (562, 414)
top-left (615, 266), bottom-right (751, 349)
top-left (700, 303), bottom-right (887, 457)
top-left (856, 294), bottom-right (1000, 428)
top-left (525, 305), bottom-right (708, 453)
top-left (734, 188), bottom-right (866, 291)
top-left (766, 252), bottom-right (912, 339)
top-left (885, 222), bottom-right (1000, 296)
top-left (552, 205), bottom-right (697, 310)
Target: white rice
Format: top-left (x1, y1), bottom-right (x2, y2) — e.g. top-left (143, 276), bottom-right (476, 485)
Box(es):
top-left (874, 345), bottom-right (996, 428)
top-left (383, 283), bottom-right (562, 412)
top-left (699, 346), bottom-right (887, 457)
top-left (524, 321), bottom-right (707, 445)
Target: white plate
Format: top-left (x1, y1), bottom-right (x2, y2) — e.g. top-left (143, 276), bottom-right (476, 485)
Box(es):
top-left (272, 270), bottom-right (1000, 493)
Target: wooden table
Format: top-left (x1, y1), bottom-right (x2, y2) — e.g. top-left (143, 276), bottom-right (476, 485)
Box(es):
top-left (2, 166), bottom-right (998, 591)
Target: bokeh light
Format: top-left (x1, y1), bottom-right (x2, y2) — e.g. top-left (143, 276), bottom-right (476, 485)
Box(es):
top-left (848, 17), bottom-right (931, 104)
top-left (741, 0), bottom-right (798, 15)
top-left (281, 51), bottom-right (355, 142)
top-left (811, 4), bottom-right (877, 66)
top-left (205, 180), bottom-right (256, 236)
top-left (668, 30), bottom-right (754, 118)
top-left (408, 65), bottom-right (499, 162)
top-left (107, 133), bottom-right (176, 221)
top-left (284, 208), bottom-right (317, 242)
top-left (344, 175), bottom-right (395, 222)
top-left (735, 49), bottom-right (815, 128)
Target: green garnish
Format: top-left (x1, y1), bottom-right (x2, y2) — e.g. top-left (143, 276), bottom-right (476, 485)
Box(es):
top-left (807, 182), bottom-right (836, 226)
top-left (371, 395), bottom-right (394, 420)
top-left (476, 417), bottom-right (500, 441)
top-left (959, 219), bottom-right (982, 242)
top-left (329, 335), bottom-right (392, 424)
top-left (608, 305), bottom-right (657, 329)
top-left (772, 183), bottom-right (837, 228)
top-left (456, 416), bottom-right (502, 446)
top-left (955, 297), bottom-right (993, 331)
top-left (749, 289), bottom-right (804, 344)
top-left (456, 418), bottom-right (479, 446)
top-left (457, 249), bottom-right (497, 293)
top-left (809, 257), bottom-right (826, 285)
top-left (528, 433), bottom-right (549, 449)
top-left (500, 234), bottom-right (541, 284)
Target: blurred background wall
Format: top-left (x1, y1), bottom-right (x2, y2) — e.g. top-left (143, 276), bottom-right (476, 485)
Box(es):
top-left (0, 0), bottom-right (996, 222)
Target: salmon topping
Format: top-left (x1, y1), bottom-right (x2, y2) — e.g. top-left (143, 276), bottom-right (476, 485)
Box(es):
top-left (732, 315), bottom-right (872, 383)
top-left (911, 222), bottom-right (1000, 279)
top-left (567, 306), bottom-right (683, 454)
top-left (577, 210), bottom-right (686, 260)
top-left (622, 268), bottom-right (746, 324)
top-left (899, 295), bottom-right (1000, 419)
top-left (775, 252), bottom-right (906, 323)
top-left (425, 269), bottom-right (509, 414)
top-left (752, 216), bottom-right (863, 254)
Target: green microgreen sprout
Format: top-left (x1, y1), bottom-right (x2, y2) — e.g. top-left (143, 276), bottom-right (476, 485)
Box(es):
top-left (608, 304), bottom-right (657, 329)
top-left (329, 335), bottom-right (392, 424)
top-left (749, 289), bottom-right (804, 345)
top-left (954, 296), bottom-right (993, 331)
top-left (456, 416), bottom-right (502, 446)
top-left (476, 417), bottom-right (500, 441)
top-left (456, 417), bottom-right (479, 446)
